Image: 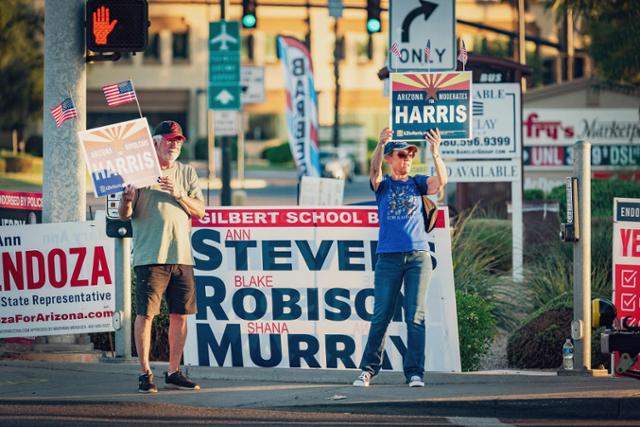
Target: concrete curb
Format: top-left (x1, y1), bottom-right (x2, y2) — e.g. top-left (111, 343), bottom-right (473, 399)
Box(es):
top-left (276, 397), bottom-right (640, 420)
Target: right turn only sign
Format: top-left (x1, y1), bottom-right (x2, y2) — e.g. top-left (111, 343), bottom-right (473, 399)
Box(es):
top-left (389, 0), bottom-right (456, 72)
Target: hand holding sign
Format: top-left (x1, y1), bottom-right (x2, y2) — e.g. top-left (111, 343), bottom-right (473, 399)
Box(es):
top-left (425, 128), bottom-right (442, 156)
top-left (379, 127), bottom-right (393, 147)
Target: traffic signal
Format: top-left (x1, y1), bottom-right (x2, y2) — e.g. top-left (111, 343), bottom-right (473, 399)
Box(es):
top-left (86, 0), bottom-right (149, 52)
top-left (366, 0), bottom-right (381, 34)
top-left (242, 0), bottom-right (257, 29)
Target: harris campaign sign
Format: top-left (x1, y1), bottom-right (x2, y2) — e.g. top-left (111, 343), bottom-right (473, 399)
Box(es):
top-left (391, 71), bottom-right (472, 142)
top-left (78, 118), bottom-right (162, 197)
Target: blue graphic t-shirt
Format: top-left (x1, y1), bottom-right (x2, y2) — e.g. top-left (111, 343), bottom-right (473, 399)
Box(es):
top-left (373, 174), bottom-right (430, 253)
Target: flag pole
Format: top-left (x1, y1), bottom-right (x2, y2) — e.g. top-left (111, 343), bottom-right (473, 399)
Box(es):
top-left (130, 78), bottom-right (143, 118)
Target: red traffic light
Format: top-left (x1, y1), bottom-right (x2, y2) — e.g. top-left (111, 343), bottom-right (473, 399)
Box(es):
top-left (86, 0), bottom-right (149, 52)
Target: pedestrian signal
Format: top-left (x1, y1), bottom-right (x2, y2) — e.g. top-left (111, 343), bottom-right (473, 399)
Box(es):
top-left (242, 0), bottom-right (257, 29)
top-left (366, 0), bottom-right (381, 34)
top-left (86, 0), bottom-right (150, 52)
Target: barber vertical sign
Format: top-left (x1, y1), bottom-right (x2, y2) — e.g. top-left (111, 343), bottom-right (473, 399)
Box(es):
top-left (277, 36), bottom-right (321, 178)
top-left (613, 198), bottom-right (640, 374)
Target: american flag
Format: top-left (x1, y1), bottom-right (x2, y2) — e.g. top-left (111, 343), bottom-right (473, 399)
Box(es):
top-left (390, 42), bottom-right (401, 58)
top-left (102, 80), bottom-right (137, 107)
top-left (50, 98), bottom-right (78, 128)
top-left (458, 40), bottom-right (468, 66)
top-left (424, 40), bottom-right (431, 64)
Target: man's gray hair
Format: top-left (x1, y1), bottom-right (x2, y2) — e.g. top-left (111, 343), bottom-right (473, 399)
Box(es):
top-left (152, 135), bottom-right (164, 144)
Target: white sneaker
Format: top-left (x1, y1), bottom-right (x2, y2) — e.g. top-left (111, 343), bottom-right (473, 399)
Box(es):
top-left (352, 371), bottom-right (372, 387)
top-left (408, 375), bottom-right (424, 387)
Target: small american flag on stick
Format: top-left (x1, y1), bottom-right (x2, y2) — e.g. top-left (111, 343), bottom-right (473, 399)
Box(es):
top-left (425, 40), bottom-right (431, 64)
top-left (390, 42), bottom-right (401, 58)
top-left (102, 80), bottom-right (138, 107)
top-left (458, 39), bottom-right (468, 68)
top-left (50, 97), bottom-right (78, 128)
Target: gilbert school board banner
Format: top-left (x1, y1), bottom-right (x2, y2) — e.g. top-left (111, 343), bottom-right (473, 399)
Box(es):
top-left (0, 215), bottom-right (115, 338)
top-left (184, 207), bottom-right (461, 372)
top-left (391, 71), bottom-right (472, 142)
top-left (78, 118), bottom-right (162, 197)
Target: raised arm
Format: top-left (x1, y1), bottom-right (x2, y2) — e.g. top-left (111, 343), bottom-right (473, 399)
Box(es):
top-left (425, 129), bottom-right (448, 195)
top-left (370, 127), bottom-right (392, 192)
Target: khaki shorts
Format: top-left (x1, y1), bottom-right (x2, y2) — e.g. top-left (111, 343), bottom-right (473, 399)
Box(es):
top-left (134, 264), bottom-right (197, 316)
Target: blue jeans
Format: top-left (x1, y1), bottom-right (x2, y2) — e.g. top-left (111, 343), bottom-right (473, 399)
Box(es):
top-left (359, 250), bottom-right (432, 381)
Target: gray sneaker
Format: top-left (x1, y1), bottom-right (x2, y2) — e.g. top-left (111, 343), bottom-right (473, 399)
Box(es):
top-left (352, 371), bottom-right (372, 387)
top-left (408, 375), bottom-right (424, 387)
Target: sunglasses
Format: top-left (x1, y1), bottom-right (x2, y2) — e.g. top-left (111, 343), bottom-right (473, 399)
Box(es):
top-left (394, 151), bottom-right (415, 159)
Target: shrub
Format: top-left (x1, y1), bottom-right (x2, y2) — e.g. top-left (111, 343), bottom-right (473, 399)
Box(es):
top-left (262, 142), bottom-right (293, 164)
top-left (0, 158), bottom-right (5, 174)
top-left (193, 137), bottom-right (238, 161)
top-left (2, 154), bottom-right (34, 172)
top-left (451, 210), bottom-right (527, 331)
top-left (456, 290), bottom-right (497, 371)
top-left (524, 189), bottom-right (545, 201)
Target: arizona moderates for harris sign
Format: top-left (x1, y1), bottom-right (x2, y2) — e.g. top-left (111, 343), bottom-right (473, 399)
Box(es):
top-left (78, 118), bottom-right (162, 197)
top-left (184, 207), bottom-right (461, 372)
top-left (0, 216), bottom-right (115, 338)
top-left (391, 71), bottom-right (472, 141)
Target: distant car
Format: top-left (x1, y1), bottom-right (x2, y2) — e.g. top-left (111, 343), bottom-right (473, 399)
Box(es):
top-left (319, 149), bottom-right (354, 181)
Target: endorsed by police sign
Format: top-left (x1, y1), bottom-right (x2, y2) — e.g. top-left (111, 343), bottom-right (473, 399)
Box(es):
top-left (184, 207), bottom-right (461, 372)
top-left (391, 71), bottom-right (472, 141)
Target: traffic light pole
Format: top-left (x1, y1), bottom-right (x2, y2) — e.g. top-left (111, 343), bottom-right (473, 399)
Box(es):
top-left (220, 0), bottom-right (233, 206)
top-left (42, 0), bottom-right (89, 349)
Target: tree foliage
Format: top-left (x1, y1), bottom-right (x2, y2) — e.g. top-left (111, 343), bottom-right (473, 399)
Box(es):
top-left (0, 0), bottom-right (44, 131)
top-left (547, 0), bottom-right (640, 83)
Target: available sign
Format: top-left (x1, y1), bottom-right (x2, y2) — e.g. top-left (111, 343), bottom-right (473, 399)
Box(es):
top-left (0, 191), bottom-right (42, 226)
top-left (524, 144), bottom-right (640, 168)
top-left (78, 118), bottom-right (162, 197)
top-left (0, 215), bottom-right (115, 338)
top-left (440, 83), bottom-right (520, 159)
top-left (421, 159), bottom-right (520, 183)
top-left (612, 198), bottom-right (640, 373)
top-left (184, 207), bottom-right (461, 372)
top-left (390, 71), bottom-right (472, 141)
top-left (523, 109), bottom-right (640, 146)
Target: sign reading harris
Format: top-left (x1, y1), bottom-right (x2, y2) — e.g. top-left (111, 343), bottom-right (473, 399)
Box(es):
top-left (78, 118), bottom-right (162, 197)
top-left (0, 215), bottom-right (115, 338)
top-left (183, 207), bottom-right (461, 372)
top-left (0, 191), bottom-right (42, 226)
top-left (391, 72), bottom-right (472, 141)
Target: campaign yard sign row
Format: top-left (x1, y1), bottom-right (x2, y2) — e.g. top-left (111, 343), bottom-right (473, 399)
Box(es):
top-left (184, 206), bottom-right (461, 372)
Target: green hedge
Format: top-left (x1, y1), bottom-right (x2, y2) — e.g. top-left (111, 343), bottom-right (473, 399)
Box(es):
top-left (262, 142), bottom-right (293, 164)
top-left (456, 290), bottom-right (497, 371)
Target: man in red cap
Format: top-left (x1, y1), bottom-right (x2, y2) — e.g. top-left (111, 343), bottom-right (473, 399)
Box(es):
top-left (119, 120), bottom-right (205, 393)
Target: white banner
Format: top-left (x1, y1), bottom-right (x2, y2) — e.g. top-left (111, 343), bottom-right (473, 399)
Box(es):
top-left (0, 215), bottom-right (115, 338)
top-left (184, 207), bottom-right (460, 372)
top-left (420, 159), bottom-right (521, 183)
top-left (523, 109), bottom-right (640, 146)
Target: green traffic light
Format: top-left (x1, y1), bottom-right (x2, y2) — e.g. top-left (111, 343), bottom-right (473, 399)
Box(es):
top-left (367, 18), bottom-right (381, 33)
top-left (242, 14), bottom-right (257, 28)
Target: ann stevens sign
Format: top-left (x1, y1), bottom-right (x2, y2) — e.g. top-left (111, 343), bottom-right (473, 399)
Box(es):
top-left (184, 207), bottom-right (461, 372)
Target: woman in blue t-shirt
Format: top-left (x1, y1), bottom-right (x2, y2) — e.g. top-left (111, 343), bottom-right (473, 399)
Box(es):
top-left (353, 127), bottom-right (447, 388)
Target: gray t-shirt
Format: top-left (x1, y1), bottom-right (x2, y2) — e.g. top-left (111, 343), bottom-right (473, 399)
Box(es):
top-left (131, 162), bottom-right (203, 267)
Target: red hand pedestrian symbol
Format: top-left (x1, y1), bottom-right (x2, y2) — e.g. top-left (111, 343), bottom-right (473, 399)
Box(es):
top-left (92, 6), bottom-right (118, 45)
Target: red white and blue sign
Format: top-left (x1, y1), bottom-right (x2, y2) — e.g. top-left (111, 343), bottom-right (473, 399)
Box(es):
top-left (390, 71), bottom-right (472, 141)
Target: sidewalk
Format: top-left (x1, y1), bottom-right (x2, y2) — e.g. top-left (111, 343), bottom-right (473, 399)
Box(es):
top-left (1, 359), bottom-right (639, 420)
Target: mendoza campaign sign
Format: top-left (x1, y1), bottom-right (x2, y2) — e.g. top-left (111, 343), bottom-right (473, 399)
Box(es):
top-left (391, 71), bottom-right (472, 141)
top-left (440, 83), bottom-right (521, 159)
top-left (184, 207), bottom-right (461, 372)
top-left (277, 36), bottom-right (321, 177)
top-left (0, 215), bottom-right (115, 338)
top-left (78, 118), bottom-right (162, 197)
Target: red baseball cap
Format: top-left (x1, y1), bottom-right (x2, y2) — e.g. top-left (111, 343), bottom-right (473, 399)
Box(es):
top-left (153, 120), bottom-right (186, 142)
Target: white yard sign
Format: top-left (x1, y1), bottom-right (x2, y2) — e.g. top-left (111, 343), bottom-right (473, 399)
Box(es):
top-left (389, 0), bottom-right (456, 72)
top-left (184, 206), bottom-right (461, 372)
top-left (0, 216), bottom-right (115, 338)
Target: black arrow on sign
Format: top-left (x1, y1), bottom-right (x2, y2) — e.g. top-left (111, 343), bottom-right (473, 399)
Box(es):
top-left (401, 0), bottom-right (438, 43)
